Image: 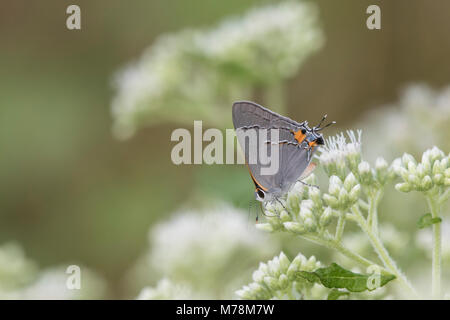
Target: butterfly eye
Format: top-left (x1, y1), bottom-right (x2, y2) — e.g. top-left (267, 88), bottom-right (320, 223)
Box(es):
top-left (255, 189), bottom-right (266, 201)
top-left (315, 136), bottom-right (324, 145)
top-left (301, 128), bottom-right (306, 134)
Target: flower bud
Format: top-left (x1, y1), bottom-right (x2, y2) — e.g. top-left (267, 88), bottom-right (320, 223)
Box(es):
top-left (279, 210), bottom-right (291, 222)
top-left (278, 252), bottom-right (290, 273)
top-left (323, 194), bottom-right (339, 209)
top-left (433, 174), bottom-right (444, 185)
top-left (319, 207), bottom-right (333, 227)
top-left (304, 218), bottom-right (317, 232)
top-left (278, 274), bottom-right (289, 290)
top-left (349, 184), bottom-right (361, 203)
top-left (252, 270), bottom-right (265, 283)
top-left (395, 182), bottom-right (411, 193)
top-left (402, 153), bottom-right (416, 166)
top-left (343, 172), bottom-right (357, 191)
top-left (309, 187), bottom-right (322, 206)
top-left (255, 223), bottom-right (275, 232)
top-left (421, 175), bottom-right (433, 190)
top-left (329, 176), bottom-right (342, 196)
top-left (268, 258), bottom-right (281, 277)
top-left (263, 276), bottom-right (278, 290)
top-left (283, 222), bottom-right (306, 234)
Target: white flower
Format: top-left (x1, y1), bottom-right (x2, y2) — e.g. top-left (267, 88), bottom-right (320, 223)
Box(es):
top-left (395, 147), bottom-right (449, 192)
top-left (148, 205), bottom-right (276, 294)
top-left (111, 1), bottom-right (323, 138)
top-left (18, 267), bottom-right (106, 300)
top-left (236, 252), bottom-right (322, 300)
top-left (0, 243), bottom-right (37, 291)
top-left (317, 130), bottom-right (362, 178)
top-left (137, 278), bottom-right (192, 300)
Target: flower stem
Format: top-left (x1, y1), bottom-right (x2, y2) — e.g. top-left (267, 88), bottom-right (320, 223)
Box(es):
top-left (351, 205), bottom-right (418, 297)
top-left (426, 194), bottom-right (442, 299)
top-left (367, 189), bottom-right (383, 235)
top-left (300, 233), bottom-right (384, 272)
top-left (335, 212), bottom-right (346, 242)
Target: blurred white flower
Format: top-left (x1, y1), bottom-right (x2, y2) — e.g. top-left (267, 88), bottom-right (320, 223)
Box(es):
top-left (416, 221), bottom-right (450, 261)
top-left (111, 1), bottom-right (323, 138)
top-left (0, 242), bottom-right (37, 291)
top-left (137, 278), bottom-right (193, 300)
top-left (17, 266), bottom-right (107, 300)
top-left (359, 84), bottom-right (450, 161)
top-left (147, 205), bottom-right (277, 297)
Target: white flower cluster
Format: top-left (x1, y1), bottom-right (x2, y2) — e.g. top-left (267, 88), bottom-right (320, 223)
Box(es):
top-left (111, 1), bottom-right (323, 138)
top-left (0, 243), bottom-right (106, 299)
top-left (324, 173), bottom-right (361, 211)
top-left (318, 130), bottom-right (396, 188)
top-left (17, 266), bottom-right (106, 300)
top-left (318, 130), bottom-right (362, 179)
top-left (358, 84), bottom-right (450, 161)
top-left (236, 252), bottom-right (323, 300)
top-left (256, 174), bottom-right (334, 235)
top-left (147, 205), bottom-right (276, 294)
top-left (393, 147), bottom-right (450, 193)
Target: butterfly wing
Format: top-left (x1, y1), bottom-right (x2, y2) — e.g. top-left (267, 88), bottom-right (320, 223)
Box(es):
top-left (232, 101), bottom-right (312, 198)
top-left (232, 101), bottom-right (306, 131)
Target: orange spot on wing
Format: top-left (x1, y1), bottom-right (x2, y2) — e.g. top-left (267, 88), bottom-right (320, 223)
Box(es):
top-left (293, 130), bottom-right (306, 144)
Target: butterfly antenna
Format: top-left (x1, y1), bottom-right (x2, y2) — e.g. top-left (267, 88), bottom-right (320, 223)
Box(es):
top-left (316, 114), bottom-right (328, 128)
top-left (316, 120), bottom-right (336, 131)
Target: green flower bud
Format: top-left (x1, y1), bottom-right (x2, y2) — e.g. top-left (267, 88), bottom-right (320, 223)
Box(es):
top-left (268, 257), bottom-right (281, 277)
top-left (278, 252), bottom-right (291, 273)
top-left (280, 210), bottom-right (291, 222)
top-left (338, 188), bottom-right (349, 206)
top-left (278, 274), bottom-right (289, 290)
top-left (304, 218), bottom-right (317, 232)
top-left (421, 175), bottom-right (433, 190)
top-left (319, 207), bottom-right (333, 227)
top-left (329, 176), bottom-right (343, 196)
top-left (375, 157), bottom-right (389, 184)
top-left (395, 182), bottom-right (411, 193)
top-left (343, 172), bottom-right (357, 191)
top-left (323, 194), bottom-right (339, 209)
top-left (252, 270), bottom-right (265, 283)
top-left (407, 174), bottom-right (420, 187)
top-left (255, 223), bottom-right (275, 232)
top-left (309, 187), bottom-right (322, 206)
top-left (433, 173), bottom-right (444, 185)
top-left (349, 184), bottom-right (361, 203)
top-left (402, 153), bottom-right (416, 166)
top-left (283, 222), bottom-right (306, 234)
top-left (263, 276), bottom-right (279, 290)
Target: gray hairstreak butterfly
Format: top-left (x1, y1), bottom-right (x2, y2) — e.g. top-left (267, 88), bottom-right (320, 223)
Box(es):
top-left (232, 101), bottom-right (335, 203)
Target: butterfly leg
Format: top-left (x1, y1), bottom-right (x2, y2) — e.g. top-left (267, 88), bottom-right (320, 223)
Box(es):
top-left (299, 180), bottom-right (319, 189)
top-left (264, 140), bottom-right (298, 146)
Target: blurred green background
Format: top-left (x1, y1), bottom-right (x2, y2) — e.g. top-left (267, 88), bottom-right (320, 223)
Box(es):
top-left (1, 0), bottom-right (449, 298)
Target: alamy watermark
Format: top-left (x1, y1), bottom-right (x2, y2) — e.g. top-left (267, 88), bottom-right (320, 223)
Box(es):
top-left (171, 121), bottom-right (281, 175)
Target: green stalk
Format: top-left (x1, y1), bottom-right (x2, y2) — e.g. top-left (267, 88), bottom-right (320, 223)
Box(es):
top-left (351, 206), bottom-right (417, 297)
top-left (367, 189), bottom-right (383, 235)
top-left (426, 194), bottom-right (442, 299)
top-left (335, 212), bottom-right (346, 242)
top-left (300, 233), bottom-right (385, 272)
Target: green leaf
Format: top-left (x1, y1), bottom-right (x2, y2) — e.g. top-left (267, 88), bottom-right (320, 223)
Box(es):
top-left (296, 271), bottom-right (320, 283)
top-left (417, 213), bottom-right (442, 229)
top-left (327, 289), bottom-right (350, 300)
top-left (296, 263), bottom-right (396, 292)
